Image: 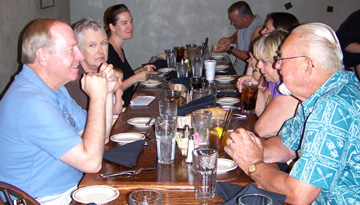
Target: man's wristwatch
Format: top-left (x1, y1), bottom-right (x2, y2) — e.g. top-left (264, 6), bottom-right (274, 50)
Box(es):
top-left (248, 160), bottom-right (264, 179)
top-left (227, 46), bottom-right (234, 55)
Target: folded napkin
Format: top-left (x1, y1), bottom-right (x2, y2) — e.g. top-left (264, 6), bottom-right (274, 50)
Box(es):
top-left (177, 95), bottom-right (215, 116)
top-left (144, 59), bottom-right (167, 69)
top-left (103, 140), bottom-right (145, 168)
top-left (165, 70), bottom-right (177, 81)
top-left (130, 96), bottom-right (155, 106)
top-left (171, 77), bottom-right (191, 91)
top-left (216, 182), bottom-right (286, 205)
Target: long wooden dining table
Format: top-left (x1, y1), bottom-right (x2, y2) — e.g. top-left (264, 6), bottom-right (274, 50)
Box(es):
top-left (76, 55), bottom-right (257, 204)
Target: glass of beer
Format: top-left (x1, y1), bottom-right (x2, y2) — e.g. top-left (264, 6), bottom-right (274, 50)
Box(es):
top-left (241, 80), bottom-right (258, 114)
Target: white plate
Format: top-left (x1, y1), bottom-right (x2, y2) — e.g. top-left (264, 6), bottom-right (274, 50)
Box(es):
top-left (157, 53), bottom-right (166, 59)
top-left (217, 158), bottom-right (237, 173)
top-left (211, 54), bottom-right (225, 59)
top-left (216, 65), bottom-right (229, 71)
top-left (158, 67), bottom-right (176, 73)
top-left (140, 79), bottom-right (162, 87)
top-left (110, 133), bottom-right (145, 145)
top-left (216, 97), bottom-right (240, 106)
top-left (215, 76), bottom-right (235, 83)
top-left (72, 185), bottom-right (119, 204)
top-left (127, 117), bottom-right (155, 127)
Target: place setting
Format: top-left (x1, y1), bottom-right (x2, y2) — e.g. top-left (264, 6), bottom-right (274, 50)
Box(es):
top-left (215, 75), bottom-right (236, 84)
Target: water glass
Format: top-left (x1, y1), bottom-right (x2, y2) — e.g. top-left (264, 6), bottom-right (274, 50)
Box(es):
top-left (165, 49), bottom-right (177, 68)
top-left (238, 194), bottom-right (273, 205)
top-left (192, 110), bottom-right (212, 146)
top-left (241, 80), bottom-right (258, 114)
top-left (129, 190), bottom-right (162, 205)
top-left (159, 99), bottom-right (177, 118)
top-left (204, 81), bottom-right (217, 99)
top-left (204, 60), bottom-right (216, 82)
top-left (155, 116), bottom-right (177, 164)
top-left (186, 44), bottom-right (198, 62)
top-left (176, 61), bottom-right (188, 78)
top-left (191, 88), bottom-right (208, 101)
top-left (192, 56), bottom-right (203, 77)
top-left (193, 148), bottom-right (218, 200)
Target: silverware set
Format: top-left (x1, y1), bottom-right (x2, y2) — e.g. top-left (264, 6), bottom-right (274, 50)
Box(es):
top-left (100, 167), bottom-right (157, 178)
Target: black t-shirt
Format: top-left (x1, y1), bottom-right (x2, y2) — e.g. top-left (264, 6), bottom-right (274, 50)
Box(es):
top-left (336, 10), bottom-right (360, 67)
top-left (107, 44), bottom-right (135, 106)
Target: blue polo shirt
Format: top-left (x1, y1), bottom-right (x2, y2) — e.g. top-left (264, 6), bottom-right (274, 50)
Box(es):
top-left (0, 65), bottom-right (86, 198)
top-left (279, 69), bottom-right (360, 204)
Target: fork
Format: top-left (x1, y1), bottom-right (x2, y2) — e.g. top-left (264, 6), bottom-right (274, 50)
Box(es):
top-left (100, 167), bottom-right (156, 178)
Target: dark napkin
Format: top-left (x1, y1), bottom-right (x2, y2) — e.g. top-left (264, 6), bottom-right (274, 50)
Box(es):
top-left (171, 77), bottom-right (191, 91)
top-left (177, 95), bottom-right (215, 116)
top-left (103, 140), bottom-right (144, 168)
top-left (165, 70), bottom-right (177, 81)
top-left (216, 182), bottom-right (286, 205)
top-left (146, 59), bottom-right (167, 69)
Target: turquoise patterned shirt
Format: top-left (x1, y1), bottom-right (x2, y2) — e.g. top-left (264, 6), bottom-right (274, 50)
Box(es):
top-left (279, 70), bottom-right (360, 204)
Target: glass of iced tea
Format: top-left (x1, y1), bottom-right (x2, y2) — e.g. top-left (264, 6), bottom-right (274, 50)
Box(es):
top-left (209, 118), bottom-right (228, 156)
top-left (165, 89), bottom-right (181, 107)
top-left (241, 80), bottom-right (258, 114)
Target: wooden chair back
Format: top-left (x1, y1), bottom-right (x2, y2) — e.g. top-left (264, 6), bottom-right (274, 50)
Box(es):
top-left (0, 181), bottom-right (39, 205)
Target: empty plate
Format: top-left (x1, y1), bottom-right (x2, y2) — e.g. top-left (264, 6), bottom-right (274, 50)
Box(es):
top-left (216, 97), bottom-right (240, 106)
top-left (140, 79), bottom-right (162, 87)
top-left (127, 117), bottom-right (155, 127)
top-left (110, 133), bottom-right (145, 145)
top-left (211, 54), bottom-right (225, 59)
top-left (216, 65), bottom-right (229, 71)
top-left (72, 185), bottom-right (119, 204)
top-left (157, 67), bottom-right (176, 73)
top-left (215, 76), bottom-right (235, 83)
top-left (217, 158), bottom-right (237, 173)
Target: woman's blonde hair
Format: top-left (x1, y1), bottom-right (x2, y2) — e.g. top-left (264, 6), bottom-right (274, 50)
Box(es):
top-left (253, 30), bottom-right (288, 63)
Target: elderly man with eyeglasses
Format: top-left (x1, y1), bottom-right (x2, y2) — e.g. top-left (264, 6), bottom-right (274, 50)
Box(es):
top-left (225, 23), bottom-right (360, 204)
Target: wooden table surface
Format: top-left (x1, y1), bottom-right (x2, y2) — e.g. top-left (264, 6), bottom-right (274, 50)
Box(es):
top-left (76, 56), bottom-right (256, 205)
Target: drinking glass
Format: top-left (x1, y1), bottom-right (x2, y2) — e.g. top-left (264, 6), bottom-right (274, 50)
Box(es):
top-left (159, 99), bottom-right (177, 119)
top-left (155, 116), bottom-right (177, 164)
top-left (192, 56), bottom-right (203, 77)
top-left (165, 49), bottom-right (177, 68)
top-left (165, 88), bottom-right (181, 107)
top-left (193, 148), bottom-right (218, 200)
top-left (176, 61), bottom-right (188, 78)
top-left (238, 194), bottom-right (272, 205)
top-left (209, 119), bottom-right (228, 156)
top-left (191, 88), bottom-right (208, 101)
top-left (129, 190), bottom-right (162, 205)
top-left (174, 46), bottom-right (185, 62)
top-left (204, 60), bottom-right (216, 82)
top-left (192, 110), bottom-right (212, 146)
top-left (241, 80), bottom-right (258, 114)
top-left (186, 44), bottom-right (198, 62)
top-left (190, 76), bottom-right (203, 90)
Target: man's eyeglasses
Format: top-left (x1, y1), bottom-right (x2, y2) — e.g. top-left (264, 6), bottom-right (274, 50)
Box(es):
top-left (276, 56), bottom-right (314, 67)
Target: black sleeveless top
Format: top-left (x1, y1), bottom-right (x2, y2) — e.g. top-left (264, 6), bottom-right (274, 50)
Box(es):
top-left (107, 44), bottom-right (135, 106)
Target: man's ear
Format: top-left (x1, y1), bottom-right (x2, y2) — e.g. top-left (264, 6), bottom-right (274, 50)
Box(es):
top-left (304, 58), bottom-right (313, 81)
top-left (36, 48), bottom-right (48, 66)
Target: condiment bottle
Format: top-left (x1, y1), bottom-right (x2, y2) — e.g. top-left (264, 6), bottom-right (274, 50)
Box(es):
top-left (185, 135), bottom-right (195, 163)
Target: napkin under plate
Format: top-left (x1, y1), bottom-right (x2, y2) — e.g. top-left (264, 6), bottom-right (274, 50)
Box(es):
top-left (103, 140), bottom-right (145, 168)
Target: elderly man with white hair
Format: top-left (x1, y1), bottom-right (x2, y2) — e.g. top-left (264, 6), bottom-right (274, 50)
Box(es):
top-left (225, 23), bottom-right (360, 204)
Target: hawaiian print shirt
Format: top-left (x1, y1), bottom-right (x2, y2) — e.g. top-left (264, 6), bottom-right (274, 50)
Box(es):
top-left (279, 70), bottom-right (360, 204)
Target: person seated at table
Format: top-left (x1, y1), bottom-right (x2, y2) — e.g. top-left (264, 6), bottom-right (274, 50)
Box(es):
top-left (0, 18), bottom-right (116, 204)
top-left (336, 9), bottom-right (360, 79)
top-left (225, 23), bottom-right (360, 204)
top-left (212, 1), bottom-right (263, 76)
top-left (104, 4), bottom-right (156, 106)
top-left (237, 30), bottom-right (299, 137)
top-left (260, 12), bottom-right (299, 35)
top-left (245, 12), bottom-right (299, 77)
top-left (66, 18), bottom-right (124, 115)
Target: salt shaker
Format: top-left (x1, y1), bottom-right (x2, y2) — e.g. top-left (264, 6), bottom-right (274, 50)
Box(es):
top-left (185, 135), bottom-right (195, 163)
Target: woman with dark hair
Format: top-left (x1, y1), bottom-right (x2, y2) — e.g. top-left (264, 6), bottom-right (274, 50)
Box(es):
top-left (261, 12), bottom-right (299, 35)
top-left (104, 4), bottom-right (156, 106)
